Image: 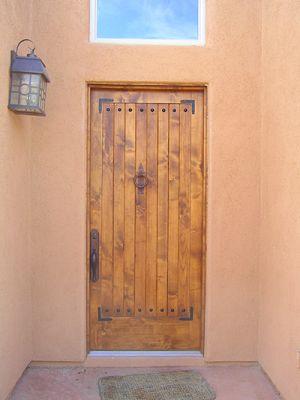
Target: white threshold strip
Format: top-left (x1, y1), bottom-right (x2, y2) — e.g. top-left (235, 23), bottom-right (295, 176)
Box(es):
top-left (85, 351), bottom-right (204, 367)
top-left (89, 351), bottom-right (203, 357)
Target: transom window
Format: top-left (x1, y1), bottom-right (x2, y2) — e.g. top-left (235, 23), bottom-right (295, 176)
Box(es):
top-left (90, 0), bottom-right (205, 45)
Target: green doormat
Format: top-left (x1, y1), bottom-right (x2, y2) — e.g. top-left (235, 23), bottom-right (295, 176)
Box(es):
top-left (98, 370), bottom-right (216, 400)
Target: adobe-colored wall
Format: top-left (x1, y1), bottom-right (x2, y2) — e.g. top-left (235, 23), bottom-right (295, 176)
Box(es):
top-left (259, 2), bottom-right (300, 399)
top-left (0, 2), bottom-right (33, 399)
top-left (2, 1), bottom-right (300, 398)
top-left (30, 0), bottom-right (261, 362)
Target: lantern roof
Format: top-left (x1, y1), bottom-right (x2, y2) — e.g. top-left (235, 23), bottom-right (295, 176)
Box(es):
top-left (11, 51), bottom-right (50, 82)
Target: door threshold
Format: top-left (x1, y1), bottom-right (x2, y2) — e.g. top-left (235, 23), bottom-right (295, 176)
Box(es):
top-left (85, 351), bottom-right (204, 368)
top-left (89, 351), bottom-right (203, 357)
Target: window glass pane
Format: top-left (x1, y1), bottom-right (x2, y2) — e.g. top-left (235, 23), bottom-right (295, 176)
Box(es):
top-left (97, 0), bottom-right (198, 40)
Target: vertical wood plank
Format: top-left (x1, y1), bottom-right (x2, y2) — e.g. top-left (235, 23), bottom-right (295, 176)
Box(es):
top-left (100, 103), bottom-right (114, 317)
top-left (190, 93), bottom-right (204, 343)
top-left (168, 104), bottom-right (180, 316)
top-left (124, 104), bottom-right (136, 317)
top-left (178, 103), bottom-right (191, 318)
top-left (135, 104), bottom-right (147, 316)
top-left (157, 104), bottom-right (169, 316)
top-left (89, 96), bottom-right (102, 346)
top-left (113, 104), bottom-right (125, 316)
top-left (146, 104), bottom-right (158, 317)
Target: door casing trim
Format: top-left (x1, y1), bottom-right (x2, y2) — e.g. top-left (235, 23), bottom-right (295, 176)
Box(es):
top-left (86, 82), bottom-right (208, 357)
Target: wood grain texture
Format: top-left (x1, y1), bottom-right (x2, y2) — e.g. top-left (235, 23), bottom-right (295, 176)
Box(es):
top-left (124, 104), bottom-right (136, 317)
top-left (178, 103), bottom-right (191, 319)
top-left (100, 104), bottom-right (114, 318)
top-left (157, 104), bottom-right (169, 317)
top-left (113, 104), bottom-right (125, 316)
top-left (190, 93), bottom-right (204, 337)
top-left (168, 104), bottom-right (180, 316)
top-left (89, 93), bottom-right (103, 348)
top-left (146, 104), bottom-right (158, 317)
top-left (135, 104), bottom-right (147, 317)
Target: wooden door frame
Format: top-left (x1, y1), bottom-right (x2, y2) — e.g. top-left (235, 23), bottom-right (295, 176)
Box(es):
top-left (86, 82), bottom-right (208, 355)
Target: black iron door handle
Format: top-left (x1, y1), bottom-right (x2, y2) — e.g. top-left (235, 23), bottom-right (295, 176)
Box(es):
top-left (134, 163), bottom-right (148, 194)
top-left (90, 229), bottom-right (99, 282)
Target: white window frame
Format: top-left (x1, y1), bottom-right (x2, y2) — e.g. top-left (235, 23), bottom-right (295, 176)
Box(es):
top-left (90, 0), bottom-right (206, 46)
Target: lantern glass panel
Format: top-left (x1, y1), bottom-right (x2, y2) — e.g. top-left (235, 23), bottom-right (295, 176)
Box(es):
top-left (38, 76), bottom-right (47, 112)
top-left (31, 74), bottom-right (40, 86)
top-left (21, 74), bottom-right (30, 85)
top-left (12, 73), bottom-right (21, 85)
top-left (20, 95), bottom-right (28, 106)
top-left (10, 92), bottom-right (19, 104)
top-left (9, 72), bottom-right (47, 114)
top-left (29, 94), bottom-right (39, 106)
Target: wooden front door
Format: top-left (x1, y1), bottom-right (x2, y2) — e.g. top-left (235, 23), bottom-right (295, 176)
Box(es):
top-left (88, 85), bottom-right (206, 351)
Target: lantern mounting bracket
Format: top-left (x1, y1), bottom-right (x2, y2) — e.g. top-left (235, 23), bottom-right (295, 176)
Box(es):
top-left (15, 39), bottom-right (36, 57)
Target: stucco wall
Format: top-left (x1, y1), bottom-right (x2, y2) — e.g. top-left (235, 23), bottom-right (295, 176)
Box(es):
top-left (29, 0), bottom-right (261, 362)
top-left (2, 1), bottom-right (300, 398)
top-left (259, 2), bottom-right (300, 400)
top-left (0, 2), bottom-right (33, 399)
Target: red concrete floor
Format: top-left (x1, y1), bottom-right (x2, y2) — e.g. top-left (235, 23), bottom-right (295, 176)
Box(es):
top-left (9, 364), bottom-right (282, 400)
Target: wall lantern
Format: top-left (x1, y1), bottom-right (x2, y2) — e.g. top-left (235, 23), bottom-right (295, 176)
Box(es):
top-left (8, 39), bottom-right (50, 116)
